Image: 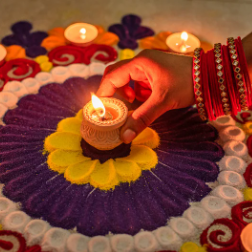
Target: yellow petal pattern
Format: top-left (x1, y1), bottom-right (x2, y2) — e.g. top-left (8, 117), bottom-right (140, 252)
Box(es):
top-left (48, 149), bottom-right (89, 173)
top-left (44, 132), bottom-right (82, 152)
top-left (40, 61), bottom-right (53, 72)
top-left (90, 159), bottom-right (119, 190)
top-left (123, 145), bottom-right (158, 170)
top-left (75, 109), bottom-right (83, 121)
top-left (242, 122), bottom-right (252, 135)
top-left (65, 159), bottom-right (97, 184)
top-left (114, 159), bottom-right (141, 183)
top-left (133, 127), bottom-right (160, 149)
top-left (35, 55), bottom-right (49, 64)
top-left (119, 49), bottom-right (135, 60)
top-left (57, 117), bottom-right (82, 134)
top-left (243, 187), bottom-right (252, 201)
top-left (180, 242), bottom-right (207, 252)
top-left (44, 111), bottom-right (159, 190)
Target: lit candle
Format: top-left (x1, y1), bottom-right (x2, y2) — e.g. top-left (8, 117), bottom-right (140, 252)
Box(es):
top-left (241, 223), bottom-right (252, 252)
top-left (81, 94), bottom-right (128, 150)
top-left (166, 31), bottom-right (200, 54)
top-left (0, 45), bottom-right (7, 66)
top-left (64, 23), bottom-right (98, 47)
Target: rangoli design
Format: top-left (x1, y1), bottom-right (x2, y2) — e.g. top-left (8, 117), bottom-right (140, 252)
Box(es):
top-left (0, 14), bottom-right (251, 252)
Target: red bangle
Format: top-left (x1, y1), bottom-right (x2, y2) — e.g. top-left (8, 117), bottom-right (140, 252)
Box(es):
top-left (236, 36), bottom-right (252, 107)
top-left (193, 48), bottom-right (207, 120)
top-left (214, 43), bottom-right (231, 115)
top-left (207, 49), bottom-right (224, 117)
top-left (227, 37), bottom-right (248, 111)
top-left (201, 51), bottom-right (214, 120)
top-left (222, 45), bottom-right (238, 115)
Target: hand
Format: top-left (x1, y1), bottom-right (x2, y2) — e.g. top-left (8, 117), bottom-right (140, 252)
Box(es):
top-left (97, 49), bottom-right (195, 144)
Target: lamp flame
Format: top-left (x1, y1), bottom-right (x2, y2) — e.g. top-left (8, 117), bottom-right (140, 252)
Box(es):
top-left (80, 28), bottom-right (86, 39)
top-left (91, 93), bottom-right (106, 117)
top-left (181, 31), bottom-right (188, 41)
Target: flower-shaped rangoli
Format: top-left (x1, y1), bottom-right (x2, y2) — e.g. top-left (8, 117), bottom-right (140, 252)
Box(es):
top-left (41, 25), bottom-right (119, 51)
top-left (0, 76), bottom-right (223, 236)
top-left (2, 21), bottom-right (48, 58)
top-left (44, 111), bottom-right (159, 190)
top-left (108, 14), bottom-right (155, 49)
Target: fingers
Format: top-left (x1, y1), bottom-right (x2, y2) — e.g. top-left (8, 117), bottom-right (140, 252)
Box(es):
top-left (96, 57), bottom-right (148, 97)
top-left (116, 85), bottom-right (136, 103)
top-left (134, 81), bottom-right (152, 102)
top-left (96, 59), bottom-right (133, 97)
top-left (120, 92), bottom-right (168, 143)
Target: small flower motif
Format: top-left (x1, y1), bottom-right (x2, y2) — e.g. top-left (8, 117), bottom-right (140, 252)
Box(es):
top-left (119, 48), bottom-right (135, 60)
top-left (0, 76), bottom-right (223, 236)
top-left (180, 242), bottom-right (207, 252)
top-left (242, 121), bottom-right (252, 135)
top-left (243, 188), bottom-right (252, 201)
top-left (139, 31), bottom-right (172, 51)
top-left (93, 25), bottom-right (119, 46)
top-left (35, 55), bottom-right (53, 72)
top-left (41, 25), bottom-right (119, 52)
top-left (41, 27), bottom-right (67, 51)
top-left (2, 21), bottom-right (48, 58)
top-left (5, 45), bottom-right (26, 61)
top-left (108, 14), bottom-right (155, 49)
top-left (44, 110), bottom-right (159, 190)
top-left (139, 32), bottom-right (213, 53)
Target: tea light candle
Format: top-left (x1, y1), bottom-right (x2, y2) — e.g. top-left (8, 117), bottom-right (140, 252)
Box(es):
top-left (0, 45), bottom-right (7, 66)
top-left (64, 23), bottom-right (98, 47)
top-left (81, 94), bottom-right (128, 150)
top-left (241, 223), bottom-right (252, 252)
top-left (166, 31), bottom-right (200, 54)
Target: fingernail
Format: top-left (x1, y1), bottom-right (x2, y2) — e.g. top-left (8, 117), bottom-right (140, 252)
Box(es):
top-left (122, 129), bottom-right (136, 143)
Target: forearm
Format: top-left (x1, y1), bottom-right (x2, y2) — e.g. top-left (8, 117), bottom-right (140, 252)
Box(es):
top-left (242, 32), bottom-right (252, 81)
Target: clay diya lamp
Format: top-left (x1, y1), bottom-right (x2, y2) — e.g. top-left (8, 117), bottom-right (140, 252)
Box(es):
top-left (81, 94), bottom-right (128, 150)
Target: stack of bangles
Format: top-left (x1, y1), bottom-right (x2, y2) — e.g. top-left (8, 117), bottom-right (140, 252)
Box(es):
top-left (193, 36), bottom-right (252, 121)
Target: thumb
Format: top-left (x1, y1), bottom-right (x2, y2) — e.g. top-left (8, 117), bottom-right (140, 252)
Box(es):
top-left (120, 92), bottom-right (167, 144)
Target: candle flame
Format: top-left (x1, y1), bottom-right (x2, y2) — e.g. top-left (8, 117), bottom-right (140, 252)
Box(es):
top-left (181, 31), bottom-right (188, 42)
top-left (80, 28), bottom-right (86, 39)
top-left (91, 93), bottom-right (106, 117)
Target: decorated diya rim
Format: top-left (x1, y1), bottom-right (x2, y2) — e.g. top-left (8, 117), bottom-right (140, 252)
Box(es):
top-left (0, 61), bottom-right (250, 252)
top-left (83, 97), bottom-right (128, 130)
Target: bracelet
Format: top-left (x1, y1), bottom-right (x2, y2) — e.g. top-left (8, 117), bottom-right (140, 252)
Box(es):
top-left (214, 43), bottom-right (231, 115)
top-left (201, 52), bottom-right (214, 120)
top-left (193, 48), bottom-right (207, 120)
top-left (192, 36), bottom-right (251, 120)
top-left (208, 49), bottom-right (224, 117)
top-left (227, 37), bottom-right (248, 111)
top-left (222, 45), bottom-right (238, 115)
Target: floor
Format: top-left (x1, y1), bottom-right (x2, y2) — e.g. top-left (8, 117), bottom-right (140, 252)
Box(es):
top-left (0, 0), bottom-right (251, 46)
